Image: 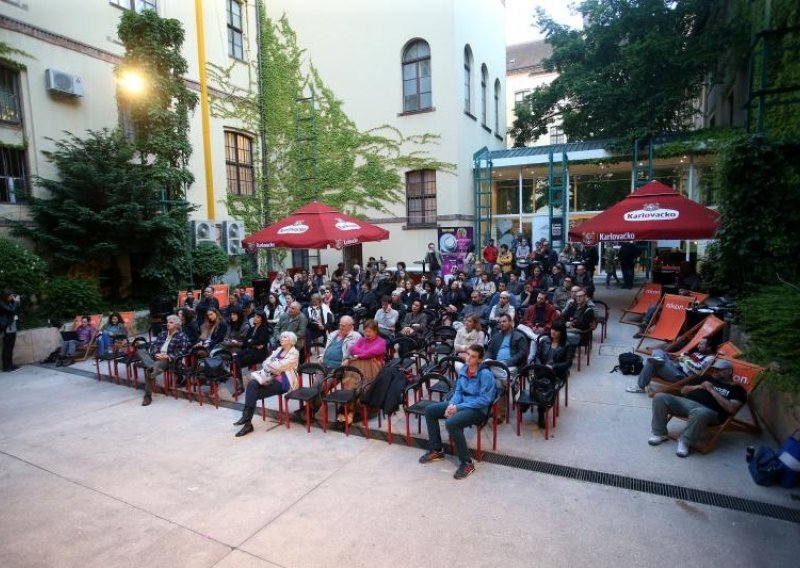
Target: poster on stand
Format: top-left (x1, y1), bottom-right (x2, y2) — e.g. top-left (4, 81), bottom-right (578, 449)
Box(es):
top-left (438, 226), bottom-right (474, 275)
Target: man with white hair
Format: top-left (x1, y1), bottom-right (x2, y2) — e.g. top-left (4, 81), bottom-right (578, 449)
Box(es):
top-left (142, 315), bottom-right (190, 407)
top-left (649, 359), bottom-right (746, 457)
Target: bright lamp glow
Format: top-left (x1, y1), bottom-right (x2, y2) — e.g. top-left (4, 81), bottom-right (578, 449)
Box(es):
top-left (118, 70), bottom-right (145, 95)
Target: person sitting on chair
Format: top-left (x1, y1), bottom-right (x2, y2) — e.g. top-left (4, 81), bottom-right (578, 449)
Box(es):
top-left (58, 315), bottom-right (96, 366)
top-left (375, 296), bottom-right (399, 338)
top-left (531, 320), bottom-right (573, 428)
top-left (486, 313), bottom-right (528, 378)
top-left (626, 338), bottom-right (716, 394)
top-left (454, 314), bottom-right (486, 360)
top-left (232, 331), bottom-right (300, 437)
top-left (234, 310), bottom-right (271, 381)
top-left (97, 312), bottom-right (127, 355)
top-left (418, 344), bottom-right (496, 480)
top-left (649, 358), bottom-right (745, 457)
top-left (196, 308), bottom-right (228, 354)
top-left (142, 315), bottom-right (191, 407)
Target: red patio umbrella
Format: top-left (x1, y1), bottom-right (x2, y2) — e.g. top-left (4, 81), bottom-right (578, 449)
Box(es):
top-left (242, 201), bottom-right (390, 249)
top-left (569, 180), bottom-right (719, 244)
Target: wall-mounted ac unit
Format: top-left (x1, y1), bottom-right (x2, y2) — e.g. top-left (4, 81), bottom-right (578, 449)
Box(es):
top-left (222, 220), bottom-right (245, 256)
top-left (190, 220), bottom-right (217, 248)
top-left (45, 69), bottom-right (84, 97)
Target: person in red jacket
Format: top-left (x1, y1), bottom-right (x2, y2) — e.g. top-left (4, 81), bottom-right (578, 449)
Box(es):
top-left (521, 291), bottom-right (559, 362)
top-left (482, 239), bottom-right (498, 272)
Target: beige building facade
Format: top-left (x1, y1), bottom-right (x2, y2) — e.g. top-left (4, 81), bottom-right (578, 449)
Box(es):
top-left (1, 0), bottom-right (508, 272)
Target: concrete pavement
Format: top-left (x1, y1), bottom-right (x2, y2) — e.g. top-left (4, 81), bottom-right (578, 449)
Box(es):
top-left (1, 281), bottom-right (799, 567)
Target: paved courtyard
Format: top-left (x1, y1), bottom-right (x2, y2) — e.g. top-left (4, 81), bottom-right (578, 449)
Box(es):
top-left (1, 284), bottom-right (798, 567)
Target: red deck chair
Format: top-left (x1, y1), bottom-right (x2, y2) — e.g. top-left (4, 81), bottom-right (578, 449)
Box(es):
top-left (619, 283), bottom-right (662, 325)
top-left (635, 294), bottom-right (693, 354)
top-left (661, 357), bottom-right (765, 454)
top-left (685, 291), bottom-right (709, 305)
top-left (655, 315), bottom-right (725, 356)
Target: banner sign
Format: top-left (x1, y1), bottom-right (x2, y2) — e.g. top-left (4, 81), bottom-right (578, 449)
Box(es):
top-left (438, 226), bottom-right (474, 275)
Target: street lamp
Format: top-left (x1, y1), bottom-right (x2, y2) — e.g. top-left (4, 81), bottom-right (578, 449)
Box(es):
top-left (117, 69), bottom-right (146, 96)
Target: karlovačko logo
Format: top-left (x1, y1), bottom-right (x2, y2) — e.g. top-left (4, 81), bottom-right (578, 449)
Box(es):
top-left (599, 231), bottom-right (636, 241)
top-left (277, 220), bottom-right (310, 234)
top-left (624, 202), bottom-right (680, 222)
top-left (334, 218), bottom-right (361, 231)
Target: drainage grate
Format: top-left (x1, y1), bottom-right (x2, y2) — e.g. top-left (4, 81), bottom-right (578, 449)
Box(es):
top-left (46, 364), bottom-right (800, 525)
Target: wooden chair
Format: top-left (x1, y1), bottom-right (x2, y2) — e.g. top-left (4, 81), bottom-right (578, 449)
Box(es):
top-left (660, 357), bottom-right (765, 454)
top-left (635, 294), bottom-right (693, 354)
top-left (619, 283), bottom-right (662, 325)
top-left (651, 315), bottom-right (725, 356)
top-left (685, 291), bottom-right (710, 305)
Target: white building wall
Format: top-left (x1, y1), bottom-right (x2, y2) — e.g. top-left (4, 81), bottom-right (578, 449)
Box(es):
top-left (268, 0), bottom-right (506, 265)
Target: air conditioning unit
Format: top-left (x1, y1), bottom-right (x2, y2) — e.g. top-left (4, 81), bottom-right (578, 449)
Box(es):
top-left (45, 69), bottom-right (85, 97)
top-left (190, 219), bottom-right (217, 248)
top-left (222, 220), bottom-right (245, 256)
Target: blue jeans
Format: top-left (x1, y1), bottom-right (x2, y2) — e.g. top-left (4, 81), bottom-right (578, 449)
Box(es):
top-left (97, 332), bottom-right (113, 354)
top-left (651, 393), bottom-right (720, 445)
top-left (637, 349), bottom-right (686, 388)
top-left (424, 401), bottom-right (486, 464)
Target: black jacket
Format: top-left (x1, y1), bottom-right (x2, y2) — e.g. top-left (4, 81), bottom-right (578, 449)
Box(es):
top-left (486, 329), bottom-right (529, 369)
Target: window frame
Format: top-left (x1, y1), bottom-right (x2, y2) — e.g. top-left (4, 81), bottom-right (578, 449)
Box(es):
top-left (480, 64), bottom-right (488, 126)
top-left (401, 40), bottom-right (432, 113)
top-left (0, 66), bottom-right (22, 125)
top-left (494, 79), bottom-right (501, 134)
top-left (405, 169), bottom-right (437, 227)
top-left (227, 0), bottom-right (245, 61)
top-left (549, 126), bottom-right (566, 145)
top-left (109, 0), bottom-right (157, 12)
top-left (0, 145), bottom-right (29, 204)
top-left (225, 130), bottom-right (255, 196)
top-left (463, 45), bottom-right (472, 114)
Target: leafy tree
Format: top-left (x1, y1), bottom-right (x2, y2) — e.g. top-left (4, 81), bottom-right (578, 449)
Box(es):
top-left (13, 130), bottom-right (193, 297)
top-left (44, 277), bottom-right (104, 320)
top-left (190, 243), bottom-right (229, 288)
top-left (510, 0), bottom-right (738, 146)
top-left (710, 135), bottom-right (800, 295)
top-left (115, 10), bottom-right (199, 294)
top-left (0, 237), bottom-right (47, 296)
top-left (207, 11), bottom-right (453, 241)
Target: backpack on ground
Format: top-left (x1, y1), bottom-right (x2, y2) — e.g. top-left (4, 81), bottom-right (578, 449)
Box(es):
top-left (611, 352), bottom-right (644, 375)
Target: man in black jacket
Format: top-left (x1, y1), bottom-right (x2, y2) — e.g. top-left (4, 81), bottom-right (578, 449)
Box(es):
top-left (486, 314), bottom-right (528, 374)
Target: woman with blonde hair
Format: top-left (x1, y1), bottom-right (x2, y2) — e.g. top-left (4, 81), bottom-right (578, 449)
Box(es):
top-left (197, 307), bottom-right (227, 353)
top-left (454, 314), bottom-right (485, 360)
top-left (233, 330), bottom-right (299, 437)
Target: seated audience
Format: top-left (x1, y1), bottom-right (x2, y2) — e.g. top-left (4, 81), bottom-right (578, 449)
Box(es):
top-left (454, 314), bottom-right (486, 359)
top-left (232, 331), bottom-right (300, 437)
top-left (58, 315), bottom-right (96, 366)
top-left (419, 344), bottom-right (496, 480)
top-left (141, 315), bottom-right (190, 407)
top-left (649, 359), bottom-right (745, 457)
top-left (97, 312), bottom-right (127, 355)
top-left (626, 338), bottom-right (716, 393)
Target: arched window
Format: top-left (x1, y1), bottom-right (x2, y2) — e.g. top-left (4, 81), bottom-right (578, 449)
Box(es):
top-left (494, 79), bottom-right (501, 133)
top-left (480, 64), bottom-right (488, 126)
top-left (402, 40), bottom-right (432, 112)
top-left (463, 45), bottom-right (473, 114)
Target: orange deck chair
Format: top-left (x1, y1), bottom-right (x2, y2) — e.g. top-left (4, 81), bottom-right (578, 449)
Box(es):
top-left (656, 315), bottom-right (725, 356)
top-left (211, 284), bottom-right (230, 309)
top-left (619, 283), bottom-right (663, 325)
top-left (72, 314), bottom-right (104, 360)
top-left (660, 357), bottom-right (765, 454)
top-left (716, 341), bottom-right (743, 359)
top-left (635, 294), bottom-right (694, 354)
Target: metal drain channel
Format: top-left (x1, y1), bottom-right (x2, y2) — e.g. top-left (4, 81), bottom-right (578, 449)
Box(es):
top-left (50, 364), bottom-right (800, 525)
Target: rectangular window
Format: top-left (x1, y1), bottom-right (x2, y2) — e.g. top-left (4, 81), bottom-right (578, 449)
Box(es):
top-left (406, 169), bottom-right (437, 226)
top-left (0, 146), bottom-right (29, 204)
top-left (225, 131), bottom-right (255, 196)
top-left (463, 65), bottom-right (471, 113)
top-left (109, 0), bottom-right (156, 11)
top-left (227, 0), bottom-right (244, 60)
top-left (0, 67), bottom-right (22, 124)
top-left (514, 90), bottom-right (530, 104)
top-left (550, 127), bottom-right (566, 145)
top-left (117, 99), bottom-right (135, 143)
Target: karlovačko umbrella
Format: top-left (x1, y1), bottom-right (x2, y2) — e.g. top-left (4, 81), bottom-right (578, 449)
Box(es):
top-left (568, 180), bottom-right (719, 244)
top-left (242, 201), bottom-right (390, 250)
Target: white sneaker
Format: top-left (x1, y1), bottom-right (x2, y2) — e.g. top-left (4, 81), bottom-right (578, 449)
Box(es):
top-left (626, 385), bottom-right (646, 393)
top-left (648, 434), bottom-right (669, 446)
top-left (676, 438), bottom-right (690, 457)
